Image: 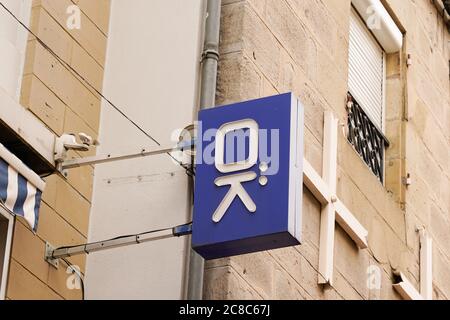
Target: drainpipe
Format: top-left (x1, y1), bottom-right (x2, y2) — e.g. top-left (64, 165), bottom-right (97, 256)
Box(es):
top-left (199, 0), bottom-right (221, 109)
top-left (187, 0), bottom-right (221, 300)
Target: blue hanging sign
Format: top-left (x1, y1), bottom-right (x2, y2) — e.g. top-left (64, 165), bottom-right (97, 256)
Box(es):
top-left (192, 93), bottom-right (303, 260)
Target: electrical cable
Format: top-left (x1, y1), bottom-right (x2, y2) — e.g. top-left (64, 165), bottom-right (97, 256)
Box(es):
top-left (60, 257), bottom-right (85, 300)
top-left (39, 172), bottom-right (54, 179)
top-left (0, 2), bottom-right (194, 177)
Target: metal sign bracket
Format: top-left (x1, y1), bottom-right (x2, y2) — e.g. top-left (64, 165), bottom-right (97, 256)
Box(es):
top-left (44, 223), bottom-right (193, 267)
top-left (54, 126), bottom-right (195, 174)
top-left (45, 242), bottom-right (60, 269)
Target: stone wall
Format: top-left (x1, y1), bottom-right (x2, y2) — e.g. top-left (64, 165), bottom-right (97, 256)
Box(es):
top-left (204, 0), bottom-right (449, 300)
top-left (6, 0), bottom-right (110, 300)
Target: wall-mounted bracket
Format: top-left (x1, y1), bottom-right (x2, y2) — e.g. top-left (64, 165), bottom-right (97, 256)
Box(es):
top-left (44, 223), bottom-right (192, 263)
top-left (59, 141), bottom-right (193, 171)
top-left (54, 133), bottom-right (195, 174)
top-left (44, 242), bottom-right (59, 269)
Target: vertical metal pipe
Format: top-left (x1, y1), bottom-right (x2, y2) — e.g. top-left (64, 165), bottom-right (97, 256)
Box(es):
top-left (187, 0), bottom-right (221, 300)
top-left (199, 0), bottom-right (221, 110)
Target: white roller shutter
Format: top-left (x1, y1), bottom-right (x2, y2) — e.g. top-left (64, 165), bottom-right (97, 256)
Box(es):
top-left (349, 7), bottom-right (385, 131)
top-left (0, 0), bottom-right (32, 101)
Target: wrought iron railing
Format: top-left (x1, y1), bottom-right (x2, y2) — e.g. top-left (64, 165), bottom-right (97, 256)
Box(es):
top-left (346, 93), bottom-right (390, 183)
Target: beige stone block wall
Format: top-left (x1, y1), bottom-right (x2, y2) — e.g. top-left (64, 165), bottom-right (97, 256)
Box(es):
top-left (6, 0), bottom-right (110, 300)
top-left (206, 0), bottom-right (449, 300)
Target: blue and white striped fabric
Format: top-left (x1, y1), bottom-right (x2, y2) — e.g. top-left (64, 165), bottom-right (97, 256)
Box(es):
top-left (0, 157), bottom-right (43, 232)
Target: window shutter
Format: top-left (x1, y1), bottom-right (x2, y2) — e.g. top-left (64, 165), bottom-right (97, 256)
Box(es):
top-left (0, 0), bottom-right (31, 100)
top-left (348, 8), bottom-right (385, 131)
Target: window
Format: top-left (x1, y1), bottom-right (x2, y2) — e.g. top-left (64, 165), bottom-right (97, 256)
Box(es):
top-left (0, 0), bottom-right (31, 100)
top-left (0, 0), bottom-right (55, 175)
top-left (0, 206), bottom-right (14, 300)
top-left (349, 7), bottom-right (385, 131)
top-left (347, 7), bottom-right (390, 182)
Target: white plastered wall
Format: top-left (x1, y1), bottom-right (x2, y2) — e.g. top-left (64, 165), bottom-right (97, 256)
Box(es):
top-left (85, 0), bottom-right (205, 299)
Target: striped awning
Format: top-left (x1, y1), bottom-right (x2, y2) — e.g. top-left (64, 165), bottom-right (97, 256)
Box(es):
top-left (0, 143), bottom-right (45, 232)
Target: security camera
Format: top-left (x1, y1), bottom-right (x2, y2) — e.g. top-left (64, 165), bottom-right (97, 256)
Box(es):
top-left (54, 133), bottom-right (91, 162)
top-left (78, 133), bottom-right (93, 146)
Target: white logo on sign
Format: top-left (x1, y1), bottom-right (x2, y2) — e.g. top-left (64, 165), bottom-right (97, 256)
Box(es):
top-left (212, 119), bottom-right (260, 223)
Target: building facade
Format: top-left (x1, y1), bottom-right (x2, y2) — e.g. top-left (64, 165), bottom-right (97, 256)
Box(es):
top-left (0, 0), bottom-right (448, 300)
top-left (204, 0), bottom-right (450, 300)
top-left (0, 0), bottom-right (110, 299)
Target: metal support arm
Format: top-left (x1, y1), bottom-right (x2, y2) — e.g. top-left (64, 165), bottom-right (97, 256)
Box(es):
top-left (59, 140), bottom-right (195, 171)
top-left (45, 223), bottom-right (192, 268)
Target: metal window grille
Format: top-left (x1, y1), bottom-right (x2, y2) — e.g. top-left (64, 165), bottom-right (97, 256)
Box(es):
top-left (346, 93), bottom-right (390, 183)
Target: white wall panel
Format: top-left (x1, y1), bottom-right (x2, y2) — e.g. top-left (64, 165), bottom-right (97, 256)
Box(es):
top-left (85, 0), bottom-right (205, 300)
